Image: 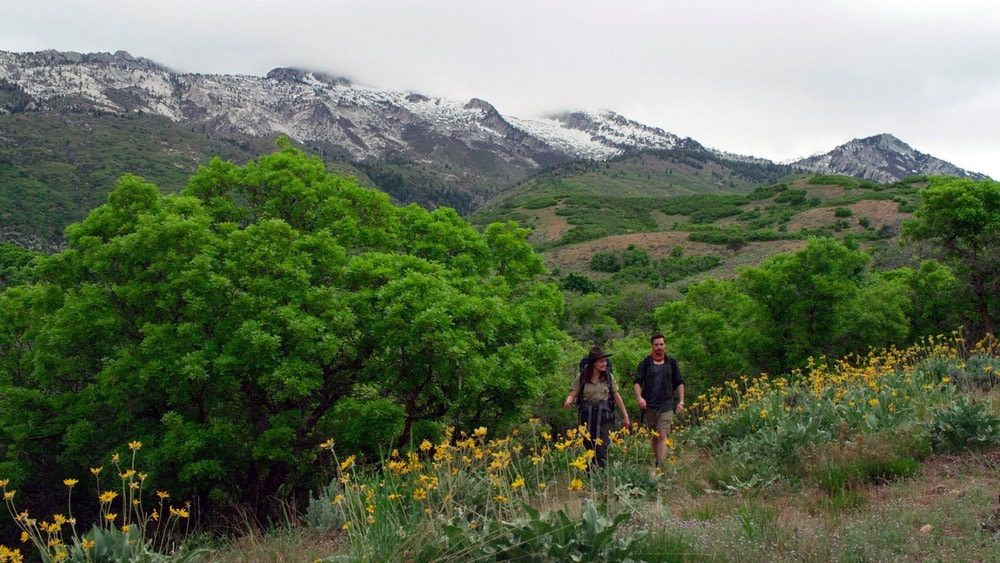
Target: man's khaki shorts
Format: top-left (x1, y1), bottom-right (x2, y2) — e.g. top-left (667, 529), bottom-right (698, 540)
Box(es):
top-left (640, 409), bottom-right (674, 437)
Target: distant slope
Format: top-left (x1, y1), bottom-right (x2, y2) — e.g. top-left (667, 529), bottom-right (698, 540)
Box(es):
top-left (472, 163), bottom-right (926, 294)
top-left (469, 147), bottom-right (795, 248)
top-left (0, 108), bottom-right (366, 251)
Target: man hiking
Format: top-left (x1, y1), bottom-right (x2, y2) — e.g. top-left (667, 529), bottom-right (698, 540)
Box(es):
top-left (633, 332), bottom-right (685, 469)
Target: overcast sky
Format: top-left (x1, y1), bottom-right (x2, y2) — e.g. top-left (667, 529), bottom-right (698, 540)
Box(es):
top-left (3, 0), bottom-right (998, 178)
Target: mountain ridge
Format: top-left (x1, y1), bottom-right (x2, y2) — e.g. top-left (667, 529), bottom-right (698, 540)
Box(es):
top-left (0, 49), bottom-right (991, 253)
top-left (1, 49), bottom-right (988, 184)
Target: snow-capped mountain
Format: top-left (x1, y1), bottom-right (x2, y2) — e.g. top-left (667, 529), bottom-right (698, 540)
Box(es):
top-left (0, 48), bottom-right (988, 217)
top-left (0, 50), bottom-right (682, 164)
top-left (790, 134), bottom-right (989, 184)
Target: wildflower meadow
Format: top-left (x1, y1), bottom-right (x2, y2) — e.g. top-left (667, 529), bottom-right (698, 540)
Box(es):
top-left (1, 333), bottom-right (998, 561)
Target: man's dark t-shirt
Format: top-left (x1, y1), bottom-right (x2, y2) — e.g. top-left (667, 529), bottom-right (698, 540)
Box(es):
top-left (634, 356), bottom-right (684, 413)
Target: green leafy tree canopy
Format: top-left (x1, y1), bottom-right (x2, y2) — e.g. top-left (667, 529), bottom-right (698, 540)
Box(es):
top-left (0, 141), bottom-right (565, 521)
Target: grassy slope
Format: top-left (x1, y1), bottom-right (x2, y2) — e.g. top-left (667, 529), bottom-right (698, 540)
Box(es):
top-left (471, 158), bottom-right (925, 289)
top-left (0, 107), bottom-right (371, 251)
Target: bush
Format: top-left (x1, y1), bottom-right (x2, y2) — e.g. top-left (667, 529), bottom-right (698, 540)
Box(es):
top-left (927, 396), bottom-right (1000, 453)
top-left (330, 398), bottom-right (406, 461)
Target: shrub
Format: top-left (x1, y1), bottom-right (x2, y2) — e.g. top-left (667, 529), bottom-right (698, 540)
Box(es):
top-left (927, 395), bottom-right (1000, 453)
top-left (329, 398), bottom-right (406, 461)
top-left (774, 189), bottom-right (807, 205)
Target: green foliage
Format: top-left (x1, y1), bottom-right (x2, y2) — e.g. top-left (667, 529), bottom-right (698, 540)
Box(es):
top-left (0, 243), bottom-right (37, 288)
top-left (882, 261), bottom-right (969, 339)
top-left (660, 194), bottom-right (749, 220)
top-left (558, 272), bottom-right (598, 294)
top-left (589, 250), bottom-right (623, 273)
top-left (738, 237), bottom-right (909, 373)
top-left (902, 178), bottom-right (1000, 338)
top-left (329, 398), bottom-right (406, 461)
top-left (927, 395), bottom-right (1000, 453)
top-left (426, 500), bottom-right (647, 562)
top-left (589, 246), bottom-right (722, 292)
top-left (773, 188), bottom-right (807, 205)
top-left (0, 110), bottom-right (262, 252)
top-left (812, 453), bottom-right (919, 499)
top-left (808, 175), bottom-right (863, 188)
top-left (0, 142), bottom-right (565, 522)
top-left (834, 207), bottom-right (853, 217)
top-left (522, 196), bottom-right (559, 209)
top-left (656, 278), bottom-right (769, 395)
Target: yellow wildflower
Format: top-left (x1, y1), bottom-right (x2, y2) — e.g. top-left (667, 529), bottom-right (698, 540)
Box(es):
top-left (156, 490), bottom-right (169, 499)
top-left (128, 441), bottom-right (142, 451)
top-left (90, 467), bottom-right (103, 476)
top-left (99, 491), bottom-right (118, 503)
top-left (82, 539), bottom-right (95, 550)
top-left (3, 490), bottom-right (15, 500)
top-left (511, 477), bottom-right (525, 490)
top-left (567, 479), bottom-right (584, 491)
top-left (340, 455), bottom-right (356, 471)
top-left (319, 438), bottom-right (334, 449)
top-left (474, 427), bottom-right (488, 438)
top-left (105, 513), bottom-right (117, 523)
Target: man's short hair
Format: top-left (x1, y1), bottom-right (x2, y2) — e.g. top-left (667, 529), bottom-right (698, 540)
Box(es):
top-left (651, 332), bottom-right (665, 343)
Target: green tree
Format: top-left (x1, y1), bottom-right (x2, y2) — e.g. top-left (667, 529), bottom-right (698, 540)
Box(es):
top-left (882, 260), bottom-right (970, 339)
top-left (655, 278), bottom-right (770, 395)
top-left (902, 178), bottom-right (1000, 337)
top-left (0, 143), bottom-right (564, 521)
top-left (738, 237), bottom-right (909, 373)
top-left (0, 242), bottom-right (37, 289)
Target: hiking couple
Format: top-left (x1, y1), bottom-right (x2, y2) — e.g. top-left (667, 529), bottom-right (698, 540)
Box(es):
top-left (563, 332), bottom-right (685, 469)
